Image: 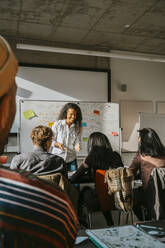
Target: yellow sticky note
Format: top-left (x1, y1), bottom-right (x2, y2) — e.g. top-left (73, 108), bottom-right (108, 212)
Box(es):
top-left (48, 122), bottom-right (54, 127)
top-left (23, 110), bottom-right (35, 120)
top-left (82, 137), bottom-right (88, 142)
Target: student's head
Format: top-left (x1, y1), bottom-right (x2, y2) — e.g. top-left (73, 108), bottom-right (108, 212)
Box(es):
top-left (0, 36), bottom-right (18, 154)
top-left (31, 125), bottom-right (54, 151)
top-left (138, 128), bottom-right (165, 157)
top-left (87, 132), bottom-right (112, 153)
top-left (58, 103), bottom-right (82, 132)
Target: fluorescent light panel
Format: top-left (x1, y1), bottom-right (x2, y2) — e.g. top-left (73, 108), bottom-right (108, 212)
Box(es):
top-left (16, 43), bottom-right (165, 63)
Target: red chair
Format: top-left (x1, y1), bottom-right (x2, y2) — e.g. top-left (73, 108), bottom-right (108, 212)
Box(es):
top-left (95, 169), bottom-right (116, 211)
top-left (86, 169), bottom-right (117, 228)
top-left (86, 169), bottom-right (134, 228)
top-left (0, 156), bottom-right (7, 164)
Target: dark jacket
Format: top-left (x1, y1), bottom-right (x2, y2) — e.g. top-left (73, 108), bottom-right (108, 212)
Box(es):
top-left (10, 146), bottom-right (67, 176)
top-left (71, 146), bottom-right (123, 183)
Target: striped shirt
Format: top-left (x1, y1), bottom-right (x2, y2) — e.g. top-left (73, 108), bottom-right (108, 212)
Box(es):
top-left (0, 166), bottom-right (79, 247)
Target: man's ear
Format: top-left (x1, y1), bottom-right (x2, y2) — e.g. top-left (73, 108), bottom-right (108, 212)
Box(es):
top-left (0, 95), bottom-right (11, 130)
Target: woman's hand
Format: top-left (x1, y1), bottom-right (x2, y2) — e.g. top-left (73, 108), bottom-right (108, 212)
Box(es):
top-left (55, 142), bottom-right (64, 150)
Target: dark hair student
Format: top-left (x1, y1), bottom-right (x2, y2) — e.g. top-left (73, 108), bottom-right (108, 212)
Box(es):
top-left (130, 128), bottom-right (165, 221)
top-left (87, 131), bottom-right (112, 153)
top-left (130, 127), bottom-right (165, 188)
top-left (138, 128), bottom-right (165, 157)
top-left (71, 131), bottom-right (123, 227)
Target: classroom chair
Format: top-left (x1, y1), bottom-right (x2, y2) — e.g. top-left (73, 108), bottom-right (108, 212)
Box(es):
top-left (84, 169), bottom-right (116, 228)
top-left (86, 169), bottom-right (134, 229)
top-left (142, 167), bottom-right (165, 221)
top-left (38, 172), bottom-right (78, 213)
top-left (0, 156), bottom-right (7, 164)
top-left (105, 167), bottom-right (134, 225)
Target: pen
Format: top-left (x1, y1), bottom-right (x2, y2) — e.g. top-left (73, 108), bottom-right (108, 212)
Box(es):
top-left (136, 224), bottom-right (163, 230)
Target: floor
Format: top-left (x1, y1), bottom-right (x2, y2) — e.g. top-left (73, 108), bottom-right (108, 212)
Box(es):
top-left (76, 210), bottom-right (139, 247)
top-left (79, 209), bottom-right (139, 230)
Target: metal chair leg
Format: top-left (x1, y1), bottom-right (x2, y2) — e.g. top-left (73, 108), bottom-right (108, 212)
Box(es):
top-left (126, 212), bottom-right (129, 224)
top-left (118, 210), bottom-right (121, 225)
top-left (126, 210), bottom-right (134, 224)
top-left (141, 206), bottom-right (146, 221)
top-left (130, 209), bottom-right (134, 224)
top-left (87, 212), bottom-right (92, 229)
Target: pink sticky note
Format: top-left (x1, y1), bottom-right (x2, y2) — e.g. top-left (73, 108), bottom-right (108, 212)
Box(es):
top-left (111, 132), bottom-right (118, 136)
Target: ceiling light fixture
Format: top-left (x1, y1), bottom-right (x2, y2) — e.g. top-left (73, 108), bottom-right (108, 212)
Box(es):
top-left (16, 43), bottom-right (165, 63)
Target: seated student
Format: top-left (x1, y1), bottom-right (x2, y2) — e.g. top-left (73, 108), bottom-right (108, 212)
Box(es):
top-left (71, 132), bottom-right (124, 226)
top-left (130, 128), bottom-right (165, 188)
top-left (130, 128), bottom-right (165, 220)
top-left (0, 35), bottom-right (78, 247)
top-left (10, 125), bottom-right (79, 212)
top-left (11, 125), bottom-right (67, 176)
top-left (71, 132), bottom-right (123, 182)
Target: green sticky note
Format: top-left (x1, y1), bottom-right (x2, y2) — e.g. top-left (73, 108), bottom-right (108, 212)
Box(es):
top-left (23, 110), bottom-right (36, 120)
top-left (82, 137), bottom-right (88, 142)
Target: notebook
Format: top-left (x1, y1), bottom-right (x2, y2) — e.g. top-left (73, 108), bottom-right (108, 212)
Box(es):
top-left (86, 225), bottom-right (165, 248)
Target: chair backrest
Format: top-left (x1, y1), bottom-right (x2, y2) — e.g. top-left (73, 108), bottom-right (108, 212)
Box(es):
top-left (0, 156), bottom-right (7, 164)
top-left (105, 167), bottom-right (134, 212)
top-left (145, 167), bottom-right (165, 220)
top-left (95, 169), bottom-right (116, 212)
top-left (38, 172), bottom-right (78, 212)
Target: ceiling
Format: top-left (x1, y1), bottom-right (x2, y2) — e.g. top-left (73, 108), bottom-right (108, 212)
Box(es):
top-left (1, 0), bottom-right (165, 56)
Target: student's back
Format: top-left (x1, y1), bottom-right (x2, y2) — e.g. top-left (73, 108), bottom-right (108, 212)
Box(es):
top-left (85, 145), bottom-right (123, 174)
top-left (71, 132), bottom-right (123, 227)
top-left (11, 146), bottom-right (67, 176)
top-left (10, 126), bottom-right (67, 176)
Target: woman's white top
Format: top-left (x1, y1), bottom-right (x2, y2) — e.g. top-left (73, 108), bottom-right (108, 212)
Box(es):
top-left (51, 119), bottom-right (81, 163)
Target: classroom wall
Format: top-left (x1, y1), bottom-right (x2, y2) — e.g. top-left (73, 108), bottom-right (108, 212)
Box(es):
top-left (111, 58), bottom-right (165, 164)
top-left (10, 38), bottom-right (165, 104)
top-left (110, 58), bottom-right (165, 108)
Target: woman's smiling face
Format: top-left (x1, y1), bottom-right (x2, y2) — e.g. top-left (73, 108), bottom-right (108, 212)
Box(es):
top-left (66, 108), bottom-right (77, 126)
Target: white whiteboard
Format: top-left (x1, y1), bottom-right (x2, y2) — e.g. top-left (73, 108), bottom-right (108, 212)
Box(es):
top-left (19, 100), bottom-right (120, 156)
top-left (140, 113), bottom-right (165, 146)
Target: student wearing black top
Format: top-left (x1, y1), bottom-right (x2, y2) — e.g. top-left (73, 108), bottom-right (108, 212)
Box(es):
top-left (71, 131), bottom-right (124, 226)
top-left (71, 132), bottom-right (123, 182)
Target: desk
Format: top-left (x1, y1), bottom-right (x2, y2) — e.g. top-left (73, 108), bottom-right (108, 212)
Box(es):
top-left (75, 238), bottom-right (95, 247)
top-left (74, 230), bottom-right (95, 248)
top-left (75, 222), bottom-right (165, 247)
top-left (76, 224), bottom-right (165, 248)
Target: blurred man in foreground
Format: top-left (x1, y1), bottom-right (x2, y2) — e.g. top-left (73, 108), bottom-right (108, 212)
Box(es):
top-left (0, 35), bottom-right (79, 247)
